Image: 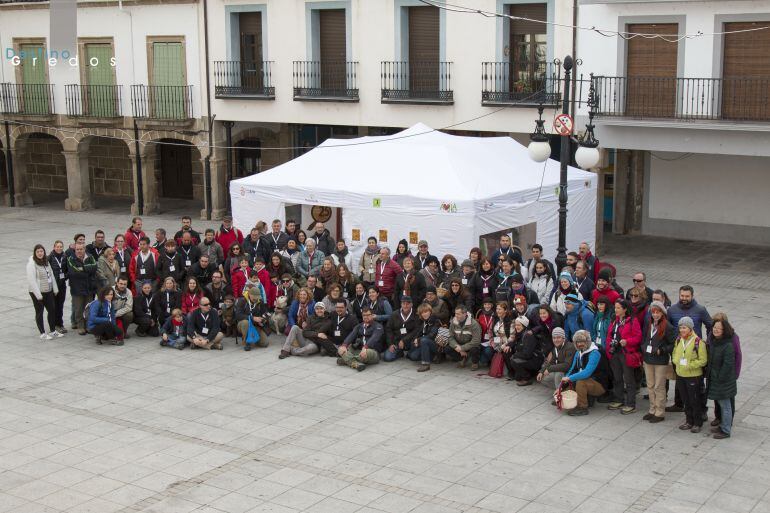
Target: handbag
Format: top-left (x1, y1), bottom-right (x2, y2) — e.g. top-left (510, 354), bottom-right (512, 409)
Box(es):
top-left (488, 352), bottom-right (505, 378)
top-left (245, 319), bottom-right (261, 345)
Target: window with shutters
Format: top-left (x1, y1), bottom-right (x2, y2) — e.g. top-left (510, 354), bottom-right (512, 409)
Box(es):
top-left (147, 38), bottom-right (188, 118)
top-left (624, 23), bottom-right (679, 118)
top-left (721, 21), bottom-right (770, 121)
top-left (408, 5), bottom-right (440, 92)
top-left (80, 41), bottom-right (118, 117)
top-left (238, 12), bottom-right (264, 91)
top-left (318, 9), bottom-right (347, 90)
top-left (14, 40), bottom-right (50, 115)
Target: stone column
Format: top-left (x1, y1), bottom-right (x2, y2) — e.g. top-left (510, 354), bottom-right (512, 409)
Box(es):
top-left (209, 155), bottom-right (227, 221)
top-left (6, 136), bottom-right (34, 206)
top-left (613, 149), bottom-right (630, 235)
top-left (62, 150), bottom-right (94, 211)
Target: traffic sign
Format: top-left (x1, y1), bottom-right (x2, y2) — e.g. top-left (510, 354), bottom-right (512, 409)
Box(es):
top-left (553, 113), bottom-right (574, 136)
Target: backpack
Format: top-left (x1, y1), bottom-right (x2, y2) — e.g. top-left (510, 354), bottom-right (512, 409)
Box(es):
top-left (83, 300), bottom-right (98, 320)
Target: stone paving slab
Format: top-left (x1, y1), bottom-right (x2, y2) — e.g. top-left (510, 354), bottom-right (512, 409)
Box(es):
top-left (0, 205), bottom-right (769, 513)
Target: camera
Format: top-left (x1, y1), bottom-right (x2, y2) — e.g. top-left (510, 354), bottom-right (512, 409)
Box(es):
top-left (609, 340), bottom-right (621, 355)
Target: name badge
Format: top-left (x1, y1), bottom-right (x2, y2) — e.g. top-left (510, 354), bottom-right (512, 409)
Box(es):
top-left (334, 330), bottom-right (341, 337)
top-left (120, 266), bottom-right (126, 273)
top-left (219, 302), bottom-right (225, 309)
top-left (169, 265), bottom-right (175, 272)
top-left (400, 327), bottom-right (407, 335)
top-left (483, 333), bottom-right (490, 340)
top-left (679, 358), bottom-right (687, 366)
top-left (185, 260), bottom-right (191, 267)
top-left (59, 272), bottom-right (65, 280)
top-left (646, 345), bottom-right (652, 354)
top-left (140, 268), bottom-right (146, 275)
top-left (368, 268), bottom-right (374, 275)
top-left (343, 291), bottom-right (348, 298)
top-left (462, 278), bottom-right (468, 285)
top-left (378, 280), bottom-right (384, 287)
top-left (202, 327), bottom-right (209, 335)
top-left (482, 287), bottom-right (489, 294)
top-left (167, 306), bottom-right (171, 313)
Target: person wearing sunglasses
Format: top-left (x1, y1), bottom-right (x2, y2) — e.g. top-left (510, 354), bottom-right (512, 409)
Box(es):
top-left (626, 272), bottom-right (653, 306)
top-left (187, 298), bottom-right (224, 350)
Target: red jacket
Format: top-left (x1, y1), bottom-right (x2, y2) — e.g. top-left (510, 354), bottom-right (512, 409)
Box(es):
top-left (591, 286), bottom-right (620, 306)
top-left (374, 259), bottom-right (402, 298)
top-left (256, 267), bottom-right (276, 307)
top-left (181, 291), bottom-right (203, 314)
top-left (605, 316), bottom-right (643, 367)
top-left (216, 226), bottom-right (244, 253)
top-left (231, 268), bottom-right (250, 298)
top-left (124, 228), bottom-right (146, 251)
top-left (128, 248), bottom-right (159, 288)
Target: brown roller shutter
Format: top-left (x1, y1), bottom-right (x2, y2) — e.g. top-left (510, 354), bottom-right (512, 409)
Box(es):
top-left (319, 9), bottom-right (346, 90)
top-left (722, 21), bottom-right (770, 120)
top-left (625, 23), bottom-right (678, 117)
top-left (408, 6), bottom-right (440, 92)
top-left (508, 4), bottom-right (546, 36)
top-left (239, 12), bottom-right (263, 91)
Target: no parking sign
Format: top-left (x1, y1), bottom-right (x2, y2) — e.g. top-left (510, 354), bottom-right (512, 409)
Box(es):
top-left (553, 113), bottom-right (574, 136)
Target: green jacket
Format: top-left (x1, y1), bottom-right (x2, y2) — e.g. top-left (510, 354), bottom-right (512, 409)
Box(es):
top-left (708, 337), bottom-right (737, 400)
top-left (447, 315), bottom-right (481, 351)
top-left (672, 332), bottom-right (707, 378)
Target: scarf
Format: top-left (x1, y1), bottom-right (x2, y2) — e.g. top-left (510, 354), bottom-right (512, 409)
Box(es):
top-left (320, 267), bottom-right (337, 286)
top-left (297, 301), bottom-right (309, 326)
top-left (364, 245), bottom-right (379, 256)
top-left (335, 246), bottom-right (349, 259)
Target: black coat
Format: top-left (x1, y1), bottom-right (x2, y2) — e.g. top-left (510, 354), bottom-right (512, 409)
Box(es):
top-left (49, 250), bottom-right (69, 290)
top-left (178, 244), bottom-right (201, 270)
top-left (708, 337), bottom-right (737, 400)
top-left (158, 252), bottom-right (185, 283)
top-left (470, 271), bottom-right (499, 312)
top-left (153, 289), bottom-right (181, 324)
top-left (187, 262), bottom-right (214, 287)
top-left (329, 313), bottom-right (357, 346)
top-left (641, 318), bottom-right (676, 365)
top-left (133, 293), bottom-right (157, 323)
top-left (66, 254), bottom-right (98, 296)
top-left (393, 271), bottom-right (427, 308)
top-left (385, 308), bottom-right (421, 346)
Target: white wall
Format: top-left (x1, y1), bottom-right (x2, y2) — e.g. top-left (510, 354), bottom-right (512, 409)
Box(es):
top-left (208, 0), bottom-right (575, 133)
top-left (647, 152), bottom-right (770, 228)
top-left (0, 2), bottom-right (203, 117)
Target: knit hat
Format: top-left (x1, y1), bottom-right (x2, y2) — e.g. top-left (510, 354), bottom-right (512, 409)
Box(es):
top-left (511, 273), bottom-right (523, 283)
top-left (552, 327), bottom-right (566, 339)
top-left (461, 259), bottom-right (473, 268)
top-left (426, 285), bottom-right (437, 294)
top-left (482, 296), bottom-right (494, 305)
top-left (418, 240), bottom-right (428, 247)
top-left (649, 300), bottom-right (667, 315)
top-left (558, 271), bottom-right (574, 285)
top-left (565, 293), bottom-right (581, 304)
top-left (400, 295), bottom-right (413, 303)
top-left (598, 268), bottom-right (613, 283)
top-left (314, 302), bottom-right (326, 310)
top-left (513, 294), bottom-right (527, 307)
top-left (678, 316), bottom-right (694, 329)
top-left (515, 316), bottom-right (530, 328)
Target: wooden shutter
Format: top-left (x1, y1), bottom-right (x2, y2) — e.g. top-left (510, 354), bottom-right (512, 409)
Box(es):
top-left (319, 9), bottom-right (346, 90)
top-left (19, 43), bottom-right (49, 114)
top-left (151, 42), bottom-right (185, 118)
top-left (85, 44), bottom-right (116, 116)
top-left (408, 6), bottom-right (440, 92)
top-left (722, 21), bottom-right (770, 120)
top-left (508, 3), bottom-right (547, 36)
top-left (625, 23), bottom-right (678, 118)
top-left (239, 12), bottom-right (264, 91)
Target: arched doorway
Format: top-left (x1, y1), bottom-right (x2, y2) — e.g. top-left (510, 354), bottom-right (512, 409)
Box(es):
top-left (235, 138), bottom-right (262, 177)
top-left (153, 138), bottom-right (202, 200)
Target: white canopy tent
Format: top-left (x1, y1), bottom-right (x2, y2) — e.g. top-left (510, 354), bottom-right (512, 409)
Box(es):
top-left (230, 123), bottom-right (597, 263)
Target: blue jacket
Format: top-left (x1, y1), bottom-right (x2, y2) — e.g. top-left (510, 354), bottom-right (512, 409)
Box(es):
top-left (566, 346), bottom-right (600, 382)
top-left (564, 301), bottom-right (595, 342)
top-left (288, 300), bottom-right (316, 328)
top-left (667, 300), bottom-right (712, 338)
top-left (87, 300), bottom-right (115, 331)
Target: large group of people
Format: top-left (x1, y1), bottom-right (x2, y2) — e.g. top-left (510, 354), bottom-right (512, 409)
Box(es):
top-left (26, 215), bottom-right (741, 438)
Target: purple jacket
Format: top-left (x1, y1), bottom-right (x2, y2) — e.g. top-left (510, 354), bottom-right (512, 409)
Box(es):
top-left (732, 334), bottom-right (743, 378)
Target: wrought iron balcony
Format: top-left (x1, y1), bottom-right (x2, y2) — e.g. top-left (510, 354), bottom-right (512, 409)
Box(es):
top-left (0, 82), bottom-right (54, 115)
top-left (592, 76), bottom-right (770, 122)
top-left (214, 60), bottom-right (274, 99)
top-left (293, 61), bottom-right (358, 101)
top-left (381, 61), bottom-right (453, 104)
top-left (65, 84), bottom-right (122, 118)
top-left (130, 85), bottom-right (193, 120)
top-left (481, 62), bottom-right (559, 106)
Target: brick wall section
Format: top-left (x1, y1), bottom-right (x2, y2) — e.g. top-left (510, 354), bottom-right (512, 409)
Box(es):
top-left (88, 138), bottom-right (133, 197)
top-left (26, 134), bottom-right (67, 192)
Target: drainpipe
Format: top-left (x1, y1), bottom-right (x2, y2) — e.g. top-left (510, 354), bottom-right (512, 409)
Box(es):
top-left (570, 0), bottom-right (578, 118)
top-left (133, 119), bottom-right (143, 215)
top-left (203, 0), bottom-right (214, 220)
top-left (223, 121), bottom-right (234, 215)
top-left (4, 120), bottom-right (14, 207)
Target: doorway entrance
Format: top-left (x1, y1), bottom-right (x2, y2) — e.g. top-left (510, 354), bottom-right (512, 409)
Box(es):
top-left (160, 141), bottom-right (193, 199)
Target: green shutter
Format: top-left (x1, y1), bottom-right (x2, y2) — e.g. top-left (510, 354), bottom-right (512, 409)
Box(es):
top-left (20, 43), bottom-right (48, 114)
top-left (152, 42), bottom-right (185, 118)
top-left (85, 44), bottom-right (116, 116)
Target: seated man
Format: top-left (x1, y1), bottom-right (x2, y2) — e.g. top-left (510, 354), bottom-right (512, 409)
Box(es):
top-left (235, 287), bottom-right (269, 351)
top-left (279, 302), bottom-right (332, 358)
top-left (112, 277), bottom-right (134, 338)
top-left (338, 307), bottom-right (383, 371)
top-left (327, 301), bottom-right (356, 354)
top-left (444, 304), bottom-right (482, 370)
top-left (186, 298), bottom-right (224, 350)
top-left (561, 330), bottom-right (610, 416)
top-left (537, 327), bottom-right (575, 389)
top-left (383, 296), bottom-right (420, 362)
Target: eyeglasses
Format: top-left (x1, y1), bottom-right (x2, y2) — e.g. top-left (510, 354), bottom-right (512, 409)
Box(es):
top-left (200, 302), bottom-right (211, 307)
top-left (630, 294), bottom-right (639, 298)
top-left (632, 278), bottom-right (643, 283)
top-left (281, 280), bottom-right (291, 283)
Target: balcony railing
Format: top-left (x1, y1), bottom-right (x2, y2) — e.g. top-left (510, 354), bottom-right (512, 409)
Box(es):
top-left (293, 61), bottom-right (358, 101)
top-left (593, 76), bottom-right (770, 122)
top-left (65, 84), bottom-right (122, 118)
top-left (481, 62), bottom-right (559, 106)
top-left (0, 83), bottom-right (54, 115)
top-left (130, 85), bottom-right (193, 120)
top-left (214, 60), bottom-right (274, 99)
top-left (381, 61), bottom-right (453, 104)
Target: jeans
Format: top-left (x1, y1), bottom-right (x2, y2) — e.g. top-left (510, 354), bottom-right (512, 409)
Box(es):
top-left (716, 398), bottom-right (733, 435)
top-left (383, 346), bottom-right (404, 362)
top-left (406, 337), bottom-right (436, 364)
top-left (715, 397), bottom-right (736, 425)
top-left (30, 291), bottom-right (56, 334)
top-left (445, 345), bottom-right (480, 364)
top-left (479, 345), bottom-right (495, 366)
top-left (281, 325), bottom-right (318, 355)
top-left (610, 355), bottom-right (638, 407)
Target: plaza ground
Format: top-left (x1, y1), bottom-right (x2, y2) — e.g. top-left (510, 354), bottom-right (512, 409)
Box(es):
top-left (0, 204), bottom-right (768, 513)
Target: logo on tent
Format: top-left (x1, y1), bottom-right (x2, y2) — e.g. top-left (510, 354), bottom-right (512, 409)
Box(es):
top-left (240, 187), bottom-right (246, 196)
top-left (440, 202), bottom-right (458, 213)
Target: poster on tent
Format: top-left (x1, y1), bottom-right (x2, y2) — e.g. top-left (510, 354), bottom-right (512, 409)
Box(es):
top-left (479, 223), bottom-right (537, 257)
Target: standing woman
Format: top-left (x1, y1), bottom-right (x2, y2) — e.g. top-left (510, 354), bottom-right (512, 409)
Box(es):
top-left (591, 296), bottom-right (613, 351)
top-left (528, 261), bottom-right (554, 305)
top-left (333, 240), bottom-right (354, 270)
top-left (296, 230), bottom-right (308, 252)
top-left (470, 258), bottom-right (498, 312)
top-left (392, 240), bottom-right (412, 268)
top-left (49, 240), bottom-right (68, 333)
top-left (672, 317), bottom-right (708, 433)
top-left (96, 248), bottom-right (120, 290)
top-left (359, 236), bottom-right (380, 286)
top-left (606, 299), bottom-right (643, 415)
top-left (708, 314), bottom-right (740, 438)
top-left (112, 234), bottom-right (133, 278)
top-left (439, 255), bottom-right (461, 289)
top-left (27, 244), bottom-right (61, 340)
top-left (336, 264), bottom-right (358, 300)
top-left (641, 301), bottom-right (676, 423)
top-left (468, 247), bottom-right (483, 272)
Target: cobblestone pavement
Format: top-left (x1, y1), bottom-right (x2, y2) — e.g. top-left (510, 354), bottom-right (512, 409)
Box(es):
top-left (0, 205), bottom-right (768, 513)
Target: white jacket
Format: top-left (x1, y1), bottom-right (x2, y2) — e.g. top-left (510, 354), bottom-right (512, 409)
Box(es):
top-left (528, 274), bottom-right (554, 305)
top-left (27, 256), bottom-right (59, 299)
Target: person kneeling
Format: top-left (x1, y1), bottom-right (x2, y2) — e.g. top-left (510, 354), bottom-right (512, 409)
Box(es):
top-left (561, 330), bottom-right (610, 416)
top-left (536, 327), bottom-right (575, 389)
top-left (337, 307), bottom-right (383, 371)
top-left (383, 296), bottom-right (419, 362)
top-left (187, 299), bottom-right (224, 350)
top-left (160, 308), bottom-right (187, 349)
top-left (504, 316), bottom-right (543, 385)
top-left (235, 287), bottom-right (269, 351)
top-left (87, 287), bottom-right (124, 345)
top-left (279, 302), bottom-right (331, 358)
